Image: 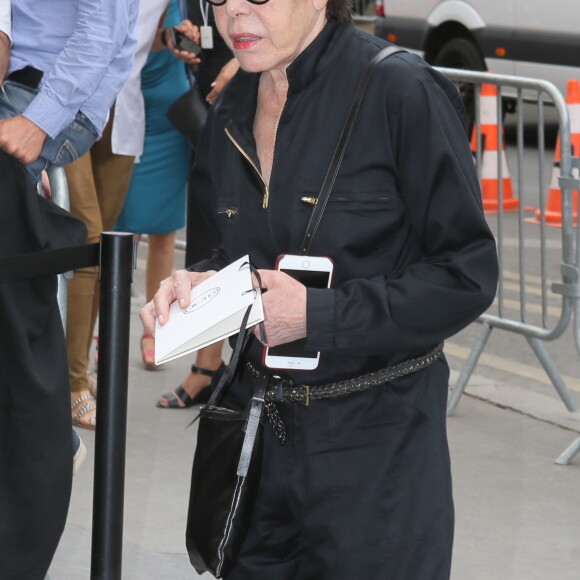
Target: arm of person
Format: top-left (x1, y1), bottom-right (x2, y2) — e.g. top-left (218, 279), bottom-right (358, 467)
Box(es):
top-left (140, 269), bottom-right (216, 334)
top-left (0, 30), bottom-right (9, 81)
top-left (149, 5), bottom-right (170, 51)
top-left (155, 18), bottom-right (201, 66)
top-left (205, 58), bottom-right (240, 105)
top-left (0, 4), bottom-right (46, 165)
top-left (22, 0), bottom-right (137, 141)
top-left (0, 0), bottom-right (10, 79)
top-left (304, 60), bottom-right (499, 357)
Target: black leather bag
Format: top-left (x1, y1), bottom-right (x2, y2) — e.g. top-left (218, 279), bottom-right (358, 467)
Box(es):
top-left (186, 385), bottom-right (266, 577)
top-left (185, 299), bottom-right (268, 578)
top-left (165, 85), bottom-right (208, 151)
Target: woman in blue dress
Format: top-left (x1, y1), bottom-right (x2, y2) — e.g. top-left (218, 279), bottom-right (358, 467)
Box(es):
top-left (116, 0), bottom-right (190, 369)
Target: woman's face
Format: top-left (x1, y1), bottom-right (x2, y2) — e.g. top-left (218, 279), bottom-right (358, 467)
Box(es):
top-left (214, 0), bottom-right (328, 75)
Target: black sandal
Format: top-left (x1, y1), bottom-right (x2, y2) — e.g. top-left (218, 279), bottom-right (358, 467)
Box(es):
top-left (156, 363), bottom-right (225, 409)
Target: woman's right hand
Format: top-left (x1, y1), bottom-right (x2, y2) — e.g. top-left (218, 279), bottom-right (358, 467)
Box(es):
top-left (167, 20), bottom-right (201, 66)
top-left (140, 269), bottom-right (216, 335)
top-left (206, 58), bottom-right (240, 104)
top-left (174, 19), bottom-right (200, 44)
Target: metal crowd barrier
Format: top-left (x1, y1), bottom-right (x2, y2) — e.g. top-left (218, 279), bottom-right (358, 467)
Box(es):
top-left (554, 156), bottom-right (580, 464)
top-left (0, 165), bottom-right (135, 579)
top-left (435, 70), bottom-right (580, 439)
top-left (45, 167), bottom-right (74, 325)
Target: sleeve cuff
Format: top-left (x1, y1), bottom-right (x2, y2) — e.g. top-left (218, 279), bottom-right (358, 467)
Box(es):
top-left (305, 287), bottom-right (335, 352)
top-left (23, 91), bottom-right (77, 139)
top-left (187, 259), bottom-right (217, 272)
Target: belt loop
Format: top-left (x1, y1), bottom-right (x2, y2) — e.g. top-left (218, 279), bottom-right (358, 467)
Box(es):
top-left (265, 374), bottom-right (287, 444)
top-left (267, 374), bottom-right (285, 403)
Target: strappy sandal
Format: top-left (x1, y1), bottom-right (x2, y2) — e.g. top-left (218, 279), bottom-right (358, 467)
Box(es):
top-left (156, 363), bottom-right (225, 409)
top-left (87, 371), bottom-right (97, 398)
top-left (72, 392), bottom-right (97, 430)
top-left (141, 333), bottom-right (157, 371)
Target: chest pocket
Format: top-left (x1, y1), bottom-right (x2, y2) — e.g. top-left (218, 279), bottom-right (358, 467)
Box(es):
top-left (294, 191), bottom-right (405, 255)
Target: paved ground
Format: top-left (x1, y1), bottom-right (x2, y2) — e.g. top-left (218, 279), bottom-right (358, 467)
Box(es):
top-left (48, 245), bottom-right (580, 579)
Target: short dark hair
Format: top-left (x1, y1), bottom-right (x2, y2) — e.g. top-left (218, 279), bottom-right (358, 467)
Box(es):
top-left (326, 0), bottom-right (353, 23)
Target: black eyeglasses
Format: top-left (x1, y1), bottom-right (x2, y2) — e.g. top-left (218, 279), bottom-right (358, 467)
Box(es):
top-left (203, 0), bottom-right (271, 5)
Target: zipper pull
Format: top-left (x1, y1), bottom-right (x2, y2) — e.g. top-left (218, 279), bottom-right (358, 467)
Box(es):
top-left (219, 208), bottom-right (238, 218)
top-left (300, 196), bottom-right (318, 205)
top-left (262, 185), bottom-right (270, 209)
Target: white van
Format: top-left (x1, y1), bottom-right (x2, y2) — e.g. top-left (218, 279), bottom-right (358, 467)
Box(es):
top-left (373, 0), bottom-right (580, 96)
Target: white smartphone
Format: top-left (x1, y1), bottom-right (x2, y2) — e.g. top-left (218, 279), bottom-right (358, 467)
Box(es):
top-left (263, 254), bottom-right (334, 371)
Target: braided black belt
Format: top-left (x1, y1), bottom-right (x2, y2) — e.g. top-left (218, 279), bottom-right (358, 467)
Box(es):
top-left (245, 342), bottom-right (444, 407)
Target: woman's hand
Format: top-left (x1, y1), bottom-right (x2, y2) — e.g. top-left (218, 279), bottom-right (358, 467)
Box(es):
top-left (160, 20), bottom-right (201, 66)
top-left (140, 269), bottom-right (216, 335)
top-left (170, 20), bottom-right (201, 65)
top-left (205, 58), bottom-right (240, 104)
top-left (252, 269), bottom-right (307, 347)
top-left (173, 19), bottom-right (200, 45)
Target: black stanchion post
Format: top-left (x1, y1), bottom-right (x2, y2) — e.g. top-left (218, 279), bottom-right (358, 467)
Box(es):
top-left (91, 232), bottom-right (135, 580)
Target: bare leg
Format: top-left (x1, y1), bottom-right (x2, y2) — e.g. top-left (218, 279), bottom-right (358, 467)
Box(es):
top-left (146, 232), bottom-right (175, 302)
top-left (142, 232), bottom-right (176, 369)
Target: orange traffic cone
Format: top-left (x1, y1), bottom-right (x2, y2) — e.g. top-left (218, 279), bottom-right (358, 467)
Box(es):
top-left (533, 79), bottom-right (580, 227)
top-left (472, 83), bottom-right (518, 213)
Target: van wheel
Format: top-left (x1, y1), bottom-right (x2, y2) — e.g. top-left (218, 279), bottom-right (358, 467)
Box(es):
top-left (433, 38), bottom-right (486, 129)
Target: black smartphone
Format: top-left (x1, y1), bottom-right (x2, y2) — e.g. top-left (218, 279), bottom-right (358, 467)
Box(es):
top-left (169, 28), bottom-right (201, 57)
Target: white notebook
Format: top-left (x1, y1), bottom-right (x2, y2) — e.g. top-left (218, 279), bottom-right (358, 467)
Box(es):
top-left (154, 255), bottom-right (264, 365)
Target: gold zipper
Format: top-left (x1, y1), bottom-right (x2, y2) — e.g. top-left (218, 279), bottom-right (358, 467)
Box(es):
top-left (272, 103), bottom-right (284, 157)
top-left (301, 196), bottom-right (318, 205)
top-left (225, 127), bottom-right (270, 209)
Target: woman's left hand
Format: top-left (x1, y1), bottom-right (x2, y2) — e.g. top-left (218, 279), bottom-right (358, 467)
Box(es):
top-left (253, 269), bottom-right (307, 347)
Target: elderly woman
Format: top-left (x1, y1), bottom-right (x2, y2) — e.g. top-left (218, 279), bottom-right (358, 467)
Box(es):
top-left (141, 0), bottom-right (498, 576)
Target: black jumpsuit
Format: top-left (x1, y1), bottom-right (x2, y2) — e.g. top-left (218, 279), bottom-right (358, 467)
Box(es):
top-left (190, 20), bottom-right (498, 580)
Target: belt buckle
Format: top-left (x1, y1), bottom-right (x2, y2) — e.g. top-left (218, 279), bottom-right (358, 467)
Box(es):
top-left (294, 384), bottom-right (310, 407)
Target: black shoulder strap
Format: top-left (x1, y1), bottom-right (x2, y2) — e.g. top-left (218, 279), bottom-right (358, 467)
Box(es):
top-left (299, 46), bottom-right (405, 255)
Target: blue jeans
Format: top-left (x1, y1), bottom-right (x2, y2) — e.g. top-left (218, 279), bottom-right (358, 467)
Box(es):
top-left (0, 80), bottom-right (99, 183)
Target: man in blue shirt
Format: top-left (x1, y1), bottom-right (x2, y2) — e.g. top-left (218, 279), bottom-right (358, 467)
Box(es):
top-left (0, 0), bottom-right (138, 184)
top-left (0, 2), bottom-right (137, 579)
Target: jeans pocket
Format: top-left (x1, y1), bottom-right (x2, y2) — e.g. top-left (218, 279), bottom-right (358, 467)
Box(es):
top-left (40, 113), bottom-right (97, 169)
top-left (54, 140), bottom-right (80, 165)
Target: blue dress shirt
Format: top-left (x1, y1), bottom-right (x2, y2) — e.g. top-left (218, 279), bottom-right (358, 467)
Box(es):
top-left (8, 0), bottom-right (138, 139)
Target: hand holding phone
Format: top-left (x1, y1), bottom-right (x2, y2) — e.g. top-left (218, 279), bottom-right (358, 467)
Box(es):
top-left (170, 27), bottom-right (201, 57)
top-left (263, 255), bottom-right (333, 371)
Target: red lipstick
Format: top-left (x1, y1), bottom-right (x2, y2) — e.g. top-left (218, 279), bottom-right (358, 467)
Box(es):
top-left (231, 34), bottom-right (261, 50)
